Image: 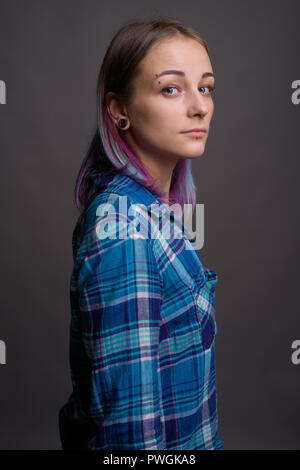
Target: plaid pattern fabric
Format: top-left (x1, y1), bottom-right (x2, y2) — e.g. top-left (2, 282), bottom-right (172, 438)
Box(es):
top-left (63, 172), bottom-right (223, 450)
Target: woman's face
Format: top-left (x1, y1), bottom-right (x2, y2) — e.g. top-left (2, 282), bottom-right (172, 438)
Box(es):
top-left (124, 35), bottom-right (215, 164)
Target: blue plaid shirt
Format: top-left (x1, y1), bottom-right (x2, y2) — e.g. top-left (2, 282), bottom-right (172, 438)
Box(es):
top-left (63, 172), bottom-right (223, 450)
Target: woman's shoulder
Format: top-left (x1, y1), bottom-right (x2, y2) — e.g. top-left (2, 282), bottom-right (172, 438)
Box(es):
top-left (81, 172), bottom-right (162, 238)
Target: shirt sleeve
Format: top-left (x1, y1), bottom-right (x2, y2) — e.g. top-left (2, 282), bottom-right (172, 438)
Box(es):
top-left (76, 210), bottom-right (165, 450)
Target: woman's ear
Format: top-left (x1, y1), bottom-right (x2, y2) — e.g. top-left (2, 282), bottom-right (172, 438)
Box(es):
top-left (105, 91), bottom-right (128, 126)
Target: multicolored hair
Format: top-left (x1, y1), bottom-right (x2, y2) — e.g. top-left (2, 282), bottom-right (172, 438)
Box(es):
top-left (74, 17), bottom-right (211, 214)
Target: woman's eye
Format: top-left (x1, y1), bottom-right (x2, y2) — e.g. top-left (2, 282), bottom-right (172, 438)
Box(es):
top-left (200, 85), bottom-right (215, 95)
top-left (161, 86), bottom-right (179, 96)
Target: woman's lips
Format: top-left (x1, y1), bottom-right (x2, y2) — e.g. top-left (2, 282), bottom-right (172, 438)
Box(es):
top-left (181, 130), bottom-right (207, 137)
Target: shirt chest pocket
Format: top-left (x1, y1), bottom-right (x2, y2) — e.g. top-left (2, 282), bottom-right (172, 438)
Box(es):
top-left (159, 267), bottom-right (218, 352)
top-left (190, 267), bottom-right (218, 350)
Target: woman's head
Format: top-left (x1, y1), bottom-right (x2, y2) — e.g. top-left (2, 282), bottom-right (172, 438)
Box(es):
top-left (75, 18), bottom-right (215, 213)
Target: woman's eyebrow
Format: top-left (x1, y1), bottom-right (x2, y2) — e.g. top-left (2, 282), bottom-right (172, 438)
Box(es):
top-left (154, 70), bottom-right (215, 80)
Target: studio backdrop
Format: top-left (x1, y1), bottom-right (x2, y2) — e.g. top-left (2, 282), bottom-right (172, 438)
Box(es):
top-left (0, 0), bottom-right (299, 450)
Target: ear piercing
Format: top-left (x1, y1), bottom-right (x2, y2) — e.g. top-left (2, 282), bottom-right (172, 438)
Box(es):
top-left (117, 118), bottom-right (128, 129)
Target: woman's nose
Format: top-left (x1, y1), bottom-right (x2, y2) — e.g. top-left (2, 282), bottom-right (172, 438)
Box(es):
top-left (187, 90), bottom-right (209, 116)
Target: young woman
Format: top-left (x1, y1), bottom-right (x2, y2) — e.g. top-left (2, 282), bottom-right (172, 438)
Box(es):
top-left (59, 17), bottom-right (223, 450)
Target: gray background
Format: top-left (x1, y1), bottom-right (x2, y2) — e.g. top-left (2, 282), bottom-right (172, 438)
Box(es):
top-left (0, 0), bottom-right (299, 450)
